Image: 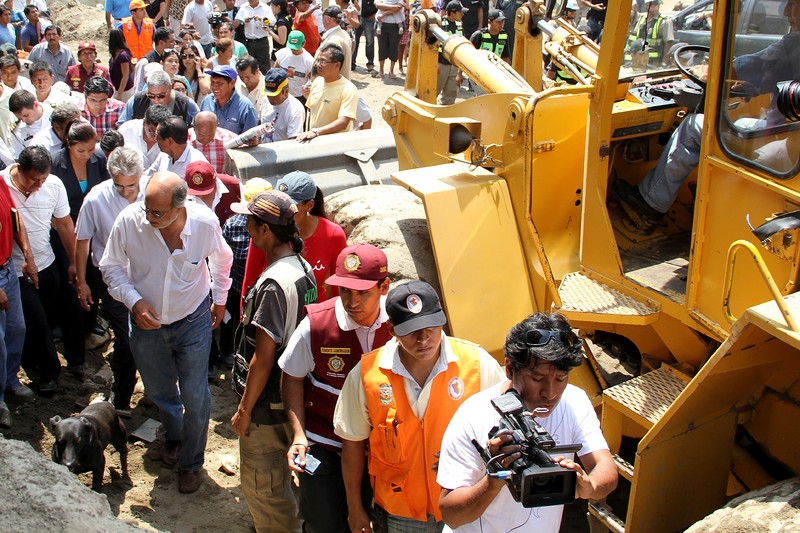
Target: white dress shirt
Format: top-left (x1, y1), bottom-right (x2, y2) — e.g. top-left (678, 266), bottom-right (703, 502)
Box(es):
top-left (100, 201), bottom-right (233, 323)
top-left (75, 179), bottom-right (143, 266)
top-left (235, 3), bottom-right (273, 40)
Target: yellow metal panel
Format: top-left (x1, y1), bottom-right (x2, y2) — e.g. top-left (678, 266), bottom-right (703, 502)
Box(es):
top-left (393, 163), bottom-right (536, 359)
top-left (627, 413), bottom-right (735, 533)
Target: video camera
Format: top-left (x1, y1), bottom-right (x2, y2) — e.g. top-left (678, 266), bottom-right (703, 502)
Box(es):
top-left (207, 11), bottom-right (223, 29)
top-left (472, 389), bottom-right (580, 508)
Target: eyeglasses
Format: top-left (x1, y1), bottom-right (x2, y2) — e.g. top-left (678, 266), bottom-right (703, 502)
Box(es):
top-left (144, 125), bottom-right (158, 137)
top-left (147, 92), bottom-right (168, 100)
top-left (114, 182), bottom-right (139, 192)
top-left (142, 205), bottom-right (174, 219)
top-left (316, 58), bottom-right (334, 65)
top-left (86, 96), bottom-right (108, 105)
top-left (523, 329), bottom-right (579, 348)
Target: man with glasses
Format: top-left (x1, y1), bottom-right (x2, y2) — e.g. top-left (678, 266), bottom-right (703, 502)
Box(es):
top-left (75, 147), bottom-right (143, 416)
top-left (147, 115), bottom-right (208, 180)
top-left (81, 76), bottom-right (125, 137)
top-left (27, 25), bottom-right (76, 83)
top-left (334, 280), bottom-right (505, 532)
top-left (296, 43), bottom-right (358, 142)
top-left (199, 65), bottom-right (257, 136)
top-left (437, 312), bottom-right (617, 533)
top-left (118, 103), bottom-right (169, 169)
top-left (65, 41), bottom-right (114, 95)
top-left (100, 170), bottom-right (232, 493)
top-left (116, 70), bottom-right (200, 127)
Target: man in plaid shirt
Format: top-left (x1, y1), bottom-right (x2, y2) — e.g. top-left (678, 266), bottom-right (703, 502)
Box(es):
top-left (81, 76), bottom-right (125, 137)
top-left (188, 111), bottom-right (237, 174)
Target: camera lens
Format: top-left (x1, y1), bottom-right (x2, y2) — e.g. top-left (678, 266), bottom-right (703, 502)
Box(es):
top-left (777, 81), bottom-right (800, 123)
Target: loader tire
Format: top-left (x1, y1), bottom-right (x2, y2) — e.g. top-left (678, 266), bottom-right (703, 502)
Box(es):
top-left (325, 184), bottom-right (440, 294)
top-left (685, 477), bottom-right (800, 532)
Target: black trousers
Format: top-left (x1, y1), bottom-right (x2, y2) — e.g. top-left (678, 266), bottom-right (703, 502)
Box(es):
top-left (19, 264), bottom-right (63, 381)
top-left (98, 278), bottom-right (137, 408)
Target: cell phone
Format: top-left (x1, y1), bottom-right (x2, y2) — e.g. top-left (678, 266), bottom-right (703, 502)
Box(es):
top-left (293, 453), bottom-right (321, 475)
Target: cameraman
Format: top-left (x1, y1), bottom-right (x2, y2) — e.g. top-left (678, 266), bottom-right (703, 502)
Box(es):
top-left (437, 312), bottom-right (618, 532)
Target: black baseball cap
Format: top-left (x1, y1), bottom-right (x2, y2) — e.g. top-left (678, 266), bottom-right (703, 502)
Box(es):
top-left (387, 281), bottom-right (447, 336)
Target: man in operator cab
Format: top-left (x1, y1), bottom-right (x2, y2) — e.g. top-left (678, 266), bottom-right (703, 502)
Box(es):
top-left (624, 0), bottom-right (674, 67)
top-left (469, 10), bottom-right (510, 64)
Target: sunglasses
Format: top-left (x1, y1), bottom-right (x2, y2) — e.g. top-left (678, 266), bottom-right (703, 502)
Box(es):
top-left (181, 53), bottom-right (197, 59)
top-left (147, 92), bottom-right (168, 99)
top-left (141, 205), bottom-right (174, 219)
top-left (523, 329), bottom-right (579, 348)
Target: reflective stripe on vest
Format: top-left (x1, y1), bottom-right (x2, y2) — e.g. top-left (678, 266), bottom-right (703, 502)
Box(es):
top-left (479, 30), bottom-right (507, 58)
top-left (439, 19), bottom-right (462, 54)
top-left (624, 14), bottom-right (664, 61)
top-left (360, 337), bottom-right (483, 521)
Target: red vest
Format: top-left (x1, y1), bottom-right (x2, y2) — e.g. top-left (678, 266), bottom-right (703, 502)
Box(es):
top-left (361, 338), bottom-right (483, 522)
top-left (214, 173), bottom-right (241, 227)
top-left (306, 298), bottom-right (392, 450)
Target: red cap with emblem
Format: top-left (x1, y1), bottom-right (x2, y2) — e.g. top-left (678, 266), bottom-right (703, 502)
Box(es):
top-left (326, 244), bottom-right (388, 291)
top-left (184, 161), bottom-right (217, 195)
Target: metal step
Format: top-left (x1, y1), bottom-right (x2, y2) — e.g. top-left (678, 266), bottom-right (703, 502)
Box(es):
top-left (612, 453), bottom-right (634, 483)
top-left (604, 367), bottom-right (688, 430)
top-left (555, 272), bottom-right (658, 325)
top-left (588, 501), bottom-right (626, 533)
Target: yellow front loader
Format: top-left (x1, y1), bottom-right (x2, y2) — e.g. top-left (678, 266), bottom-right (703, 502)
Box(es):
top-left (385, 0), bottom-right (800, 530)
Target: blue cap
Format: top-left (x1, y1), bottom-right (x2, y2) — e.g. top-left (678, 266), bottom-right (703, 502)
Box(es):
top-left (276, 171), bottom-right (317, 204)
top-left (204, 65), bottom-right (238, 81)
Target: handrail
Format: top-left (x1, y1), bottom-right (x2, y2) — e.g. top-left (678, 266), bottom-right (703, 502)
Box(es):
top-left (722, 240), bottom-right (799, 332)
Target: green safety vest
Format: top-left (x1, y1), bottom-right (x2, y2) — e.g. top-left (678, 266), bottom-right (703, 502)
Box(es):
top-left (439, 19), bottom-right (463, 61)
top-left (624, 14), bottom-right (665, 62)
top-left (478, 29), bottom-right (508, 58)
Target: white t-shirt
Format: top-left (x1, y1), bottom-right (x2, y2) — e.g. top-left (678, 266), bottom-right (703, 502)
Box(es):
top-left (182, 0), bottom-right (215, 45)
top-left (75, 179), bottom-right (142, 266)
top-left (4, 170), bottom-right (70, 272)
top-left (235, 3), bottom-right (273, 40)
top-left (274, 47), bottom-right (314, 98)
top-left (260, 93), bottom-right (305, 142)
top-left (437, 383), bottom-right (610, 533)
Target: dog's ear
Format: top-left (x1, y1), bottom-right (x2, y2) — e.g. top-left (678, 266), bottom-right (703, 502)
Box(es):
top-left (79, 416), bottom-right (92, 428)
top-left (49, 416), bottom-right (62, 432)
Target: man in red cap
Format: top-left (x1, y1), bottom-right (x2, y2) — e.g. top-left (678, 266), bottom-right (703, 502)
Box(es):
top-left (280, 243), bottom-right (392, 533)
top-left (121, 0), bottom-right (156, 61)
top-left (184, 160), bottom-right (241, 227)
top-left (65, 41), bottom-right (113, 94)
top-left (334, 280), bottom-right (505, 532)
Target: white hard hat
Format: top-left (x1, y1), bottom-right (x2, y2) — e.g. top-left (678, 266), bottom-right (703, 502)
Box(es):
top-left (566, 0), bottom-right (578, 11)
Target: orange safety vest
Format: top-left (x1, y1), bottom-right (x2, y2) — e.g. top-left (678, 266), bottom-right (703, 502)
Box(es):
top-left (121, 17), bottom-right (155, 60)
top-left (361, 337), bottom-right (483, 522)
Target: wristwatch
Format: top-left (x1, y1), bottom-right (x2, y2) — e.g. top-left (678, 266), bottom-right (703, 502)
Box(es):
top-left (311, 128), bottom-right (320, 137)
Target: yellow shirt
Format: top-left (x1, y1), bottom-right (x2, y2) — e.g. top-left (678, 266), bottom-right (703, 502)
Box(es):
top-left (306, 75), bottom-right (359, 131)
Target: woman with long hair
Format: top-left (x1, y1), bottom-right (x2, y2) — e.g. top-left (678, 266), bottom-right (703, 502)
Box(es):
top-left (108, 29), bottom-right (134, 102)
top-left (230, 189), bottom-right (314, 533)
top-left (241, 171), bottom-right (346, 304)
top-left (51, 121), bottom-right (109, 222)
top-left (267, 0), bottom-right (293, 59)
top-left (178, 43), bottom-right (209, 102)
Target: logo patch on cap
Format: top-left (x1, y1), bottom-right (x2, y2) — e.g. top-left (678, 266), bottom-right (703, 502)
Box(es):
top-left (406, 294), bottom-right (422, 314)
top-left (278, 183), bottom-right (288, 192)
top-left (379, 383), bottom-right (393, 405)
top-left (448, 377), bottom-right (464, 400)
top-left (191, 173), bottom-right (203, 185)
top-left (343, 253), bottom-right (361, 272)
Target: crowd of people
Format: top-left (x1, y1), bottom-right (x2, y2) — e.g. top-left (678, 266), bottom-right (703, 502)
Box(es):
top-left (0, 0), bottom-right (629, 531)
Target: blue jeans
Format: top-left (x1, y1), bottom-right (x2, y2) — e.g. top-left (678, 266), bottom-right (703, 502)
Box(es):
top-left (0, 262), bottom-right (25, 400)
top-left (130, 297), bottom-right (212, 471)
top-left (354, 15), bottom-right (376, 68)
top-left (639, 113), bottom-right (704, 214)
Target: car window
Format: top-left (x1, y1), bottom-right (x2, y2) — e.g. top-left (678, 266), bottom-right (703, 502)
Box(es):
top-left (717, 0), bottom-right (800, 177)
top-left (674, 0), bottom-right (714, 32)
